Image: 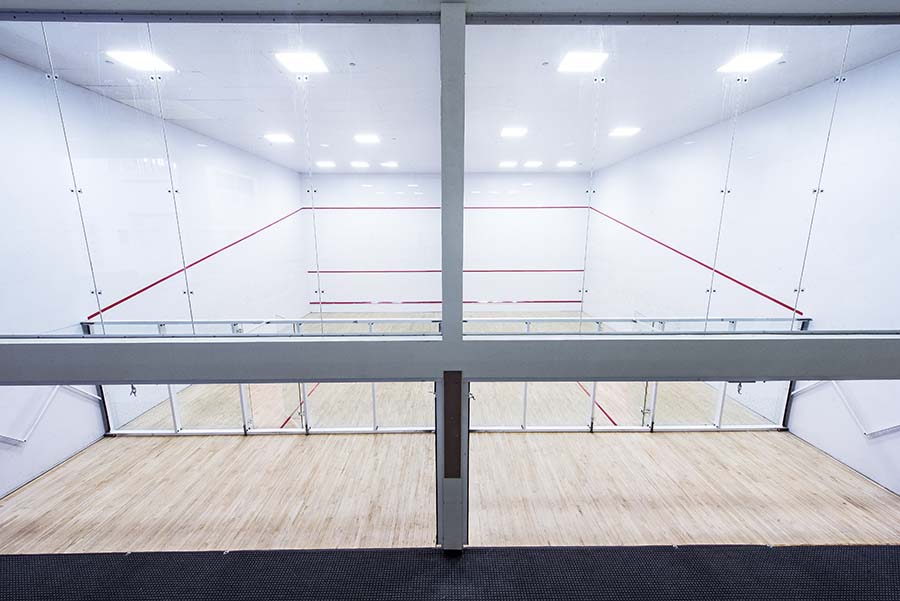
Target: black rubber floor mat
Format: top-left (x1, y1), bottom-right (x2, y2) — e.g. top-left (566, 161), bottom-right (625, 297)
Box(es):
top-left (2, 545), bottom-right (899, 600)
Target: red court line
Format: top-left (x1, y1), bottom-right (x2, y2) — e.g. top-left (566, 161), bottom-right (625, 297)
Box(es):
top-left (313, 205), bottom-right (441, 210)
top-left (464, 205), bottom-right (590, 210)
top-left (576, 381), bottom-right (618, 427)
top-left (308, 269), bottom-right (583, 274)
top-left (589, 207), bottom-right (803, 316)
top-left (279, 382), bottom-right (320, 429)
top-left (86, 206), bottom-right (308, 320)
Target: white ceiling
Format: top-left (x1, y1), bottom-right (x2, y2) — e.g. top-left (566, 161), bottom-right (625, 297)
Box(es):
top-left (0, 20), bottom-right (899, 174)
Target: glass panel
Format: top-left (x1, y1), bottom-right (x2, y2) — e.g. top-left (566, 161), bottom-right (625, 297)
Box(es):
top-left (375, 382), bottom-right (435, 428)
top-left (176, 383), bottom-right (243, 430)
top-left (593, 381), bottom-right (649, 427)
top-left (303, 24), bottom-right (442, 335)
top-left (796, 25), bottom-right (900, 331)
top-left (707, 26), bottom-right (851, 329)
top-left (42, 22), bottom-right (192, 333)
top-left (247, 383), bottom-right (304, 430)
top-left (305, 382), bottom-right (372, 429)
top-left (0, 22), bottom-right (100, 335)
top-left (524, 382), bottom-right (591, 428)
top-left (104, 384), bottom-right (175, 431)
top-left (652, 381), bottom-right (722, 427)
top-left (470, 382), bottom-right (524, 428)
top-left (720, 381), bottom-right (789, 426)
top-left (146, 24), bottom-right (310, 326)
top-left (584, 26), bottom-right (748, 334)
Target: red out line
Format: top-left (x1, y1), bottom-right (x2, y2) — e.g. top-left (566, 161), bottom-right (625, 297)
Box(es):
top-left (308, 269), bottom-right (583, 274)
top-left (313, 205), bottom-right (441, 210)
top-left (464, 205), bottom-right (590, 210)
top-left (86, 206), bottom-right (308, 320)
top-left (279, 382), bottom-right (320, 429)
top-left (576, 381), bottom-right (618, 427)
top-left (589, 207), bottom-right (803, 316)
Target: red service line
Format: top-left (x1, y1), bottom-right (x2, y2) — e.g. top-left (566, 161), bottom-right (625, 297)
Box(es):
top-left (576, 381), bottom-right (618, 427)
top-left (279, 382), bottom-right (320, 429)
top-left (464, 205), bottom-right (590, 210)
top-left (589, 207), bottom-right (803, 316)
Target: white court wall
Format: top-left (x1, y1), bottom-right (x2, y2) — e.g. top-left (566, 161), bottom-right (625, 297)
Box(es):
top-left (582, 50), bottom-right (900, 491)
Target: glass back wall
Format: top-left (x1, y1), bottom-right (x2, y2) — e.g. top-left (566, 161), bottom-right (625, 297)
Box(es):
top-left (463, 23), bottom-right (900, 336)
top-left (0, 20), bottom-right (439, 337)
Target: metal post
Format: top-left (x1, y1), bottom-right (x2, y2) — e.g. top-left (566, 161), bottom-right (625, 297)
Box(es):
top-left (436, 371), bottom-right (468, 552)
top-left (521, 321), bottom-right (531, 429)
top-left (238, 383), bottom-right (252, 434)
top-left (369, 321), bottom-right (378, 431)
top-left (714, 320), bottom-right (738, 427)
top-left (588, 381), bottom-right (597, 431)
top-left (648, 382), bottom-right (659, 431)
top-left (167, 384), bottom-right (181, 433)
top-left (440, 1), bottom-right (465, 342)
top-left (82, 321), bottom-right (111, 432)
top-left (782, 318), bottom-right (811, 427)
top-left (300, 382), bottom-right (311, 433)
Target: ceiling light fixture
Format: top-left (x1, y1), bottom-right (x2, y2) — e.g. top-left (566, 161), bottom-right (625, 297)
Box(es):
top-left (350, 161), bottom-right (370, 168)
top-left (274, 51), bottom-right (328, 73)
top-left (523, 160), bottom-right (543, 168)
top-left (500, 126), bottom-right (528, 138)
top-left (498, 161), bottom-right (518, 168)
top-left (105, 50), bottom-right (173, 72)
top-left (408, 184), bottom-right (419, 188)
top-left (264, 133), bottom-right (294, 144)
top-left (557, 160), bottom-right (577, 168)
top-left (380, 161), bottom-right (399, 168)
top-left (315, 160), bottom-right (336, 168)
top-left (717, 52), bottom-right (783, 73)
top-left (558, 51), bottom-right (609, 73)
top-left (609, 127), bottom-right (640, 137)
top-left (354, 133), bottom-right (380, 144)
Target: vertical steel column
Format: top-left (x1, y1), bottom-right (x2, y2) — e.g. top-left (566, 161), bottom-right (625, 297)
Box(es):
top-left (436, 371), bottom-right (468, 552)
top-left (521, 321), bottom-right (531, 429)
top-left (440, 1), bottom-right (465, 342)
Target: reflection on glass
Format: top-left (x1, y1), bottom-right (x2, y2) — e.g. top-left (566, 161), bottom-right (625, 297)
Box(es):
top-left (104, 384), bottom-right (175, 431)
top-left (177, 383), bottom-right (244, 430)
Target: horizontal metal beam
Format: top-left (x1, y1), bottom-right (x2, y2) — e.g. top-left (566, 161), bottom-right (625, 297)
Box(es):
top-left (2, 334), bottom-right (900, 385)
top-left (0, 11), bottom-right (440, 23)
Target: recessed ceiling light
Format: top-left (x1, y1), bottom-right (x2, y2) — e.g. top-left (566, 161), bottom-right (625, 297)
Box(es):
top-left (717, 52), bottom-right (783, 73)
top-left (408, 184), bottom-right (419, 188)
top-left (499, 161), bottom-right (518, 168)
top-left (320, 143), bottom-right (330, 148)
top-left (609, 127), bottom-right (640, 137)
top-left (316, 160), bottom-right (335, 168)
top-left (196, 143), bottom-right (208, 148)
top-left (274, 52), bottom-right (328, 73)
top-left (557, 160), bottom-right (577, 168)
top-left (471, 190), bottom-right (481, 194)
top-left (380, 161), bottom-right (399, 168)
top-left (500, 126), bottom-right (528, 138)
top-left (105, 50), bottom-right (173, 72)
top-left (354, 133), bottom-right (380, 144)
top-left (523, 160), bottom-right (543, 168)
top-left (264, 133), bottom-right (294, 144)
top-left (522, 182), bottom-right (533, 187)
top-left (350, 161), bottom-right (370, 168)
top-left (361, 184), bottom-right (374, 188)
top-left (558, 51), bottom-right (609, 73)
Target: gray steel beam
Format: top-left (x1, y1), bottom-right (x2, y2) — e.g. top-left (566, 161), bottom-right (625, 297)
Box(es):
top-left (3, 334), bottom-right (900, 385)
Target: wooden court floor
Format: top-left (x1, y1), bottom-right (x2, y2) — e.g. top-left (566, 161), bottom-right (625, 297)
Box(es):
top-left (3, 431), bottom-right (900, 553)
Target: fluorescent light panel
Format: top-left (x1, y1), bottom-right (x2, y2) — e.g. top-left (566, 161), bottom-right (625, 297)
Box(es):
top-left (498, 161), bottom-right (518, 168)
top-left (557, 160), bottom-right (577, 168)
top-left (264, 133), bottom-right (294, 144)
top-left (558, 51), bottom-right (609, 73)
top-left (380, 161), bottom-right (399, 168)
top-left (275, 52), bottom-right (328, 73)
top-left (354, 133), bottom-right (381, 144)
top-left (523, 160), bottom-right (543, 168)
top-left (717, 52), bottom-right (783, 73)
top-left (105, 50), bottom-right (173, 72)
top-left (350, 161), bottom-right (370, 168)
top-left (500, 126), bottom-right (528, 138)
top-left (315, 160), bottom-right (335, 168)
top-left (609, 126), bottom-right (640, 137)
